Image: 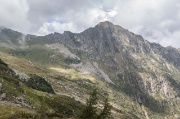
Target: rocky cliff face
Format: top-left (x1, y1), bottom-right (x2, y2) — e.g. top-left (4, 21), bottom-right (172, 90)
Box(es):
top-left (45, 22), bottom-right (180, 118)
top-left (0, 21), bottom-right (180, 118)
top-left (41, 21), bottom-right (180, 98)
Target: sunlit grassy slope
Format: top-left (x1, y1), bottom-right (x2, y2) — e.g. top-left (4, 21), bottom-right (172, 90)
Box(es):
top-left (0, 48), bottom-right (145, 119)
top-left (0, 56), bottom-right (84, 119)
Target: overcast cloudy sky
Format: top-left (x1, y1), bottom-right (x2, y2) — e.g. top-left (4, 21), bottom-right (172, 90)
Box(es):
top-left (0, 0), bottom-right (180, 48)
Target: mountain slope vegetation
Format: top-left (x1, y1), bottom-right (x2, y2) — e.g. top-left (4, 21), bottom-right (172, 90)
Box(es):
top-left (0, 21), bottom-right (180, 119)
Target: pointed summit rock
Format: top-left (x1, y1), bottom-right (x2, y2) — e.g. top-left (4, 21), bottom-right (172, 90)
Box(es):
top-left (97, 21), bottom-right (114, 27)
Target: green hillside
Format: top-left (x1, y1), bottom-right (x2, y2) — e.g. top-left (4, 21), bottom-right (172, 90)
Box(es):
top-left (0, 58), bottom-right (83, 119)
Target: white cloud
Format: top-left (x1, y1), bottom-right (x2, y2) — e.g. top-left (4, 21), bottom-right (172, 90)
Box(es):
top-left (0, 0), bottom-right (32, 33)
top-left (111, 0), bottom-right (180, 48)
top-left (160, 31), bottom-right (180, 48)
top-left (0, 0), bottom-right (180, 48)
top-left (107, 10), bottom-right (118, 17)
top-left (37, 21), bottom-right (76, 35)
top-left (89, 8), bottom-right (117, 23)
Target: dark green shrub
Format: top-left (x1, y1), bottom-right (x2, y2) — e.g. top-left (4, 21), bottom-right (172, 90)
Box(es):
top-left (26, 74), bottom-right (55, 94)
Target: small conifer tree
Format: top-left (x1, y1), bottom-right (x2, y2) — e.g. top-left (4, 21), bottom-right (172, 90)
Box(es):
top-left (97, 97), bottom-right (112, 119)
top-left (80, 89), bottom-right (112, 119)
top-left (80, 89), bottom-right (98, 119)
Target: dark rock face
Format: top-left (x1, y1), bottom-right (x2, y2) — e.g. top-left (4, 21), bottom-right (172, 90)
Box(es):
top-left (43, 22), bottom-right (180, 68)
top-left (43, 22), bottom-right (180, 100)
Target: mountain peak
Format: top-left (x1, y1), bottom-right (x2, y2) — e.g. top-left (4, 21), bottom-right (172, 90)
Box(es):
top-left (98, 21), bottom-right (114, 25)
top-left (96, 21), bottom-right (125, 32)
top-left (97, 21), bottom-right (114, 28)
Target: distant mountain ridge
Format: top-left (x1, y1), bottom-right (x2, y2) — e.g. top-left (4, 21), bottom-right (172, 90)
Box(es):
top-left (0, 21), bottom-right (180, 119)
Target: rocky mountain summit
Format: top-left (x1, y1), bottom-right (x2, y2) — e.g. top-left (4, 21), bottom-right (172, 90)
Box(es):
top-left (43, 21), bottom-right (180, 97)
top-left (0, 21), bottom-right (180, 119)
